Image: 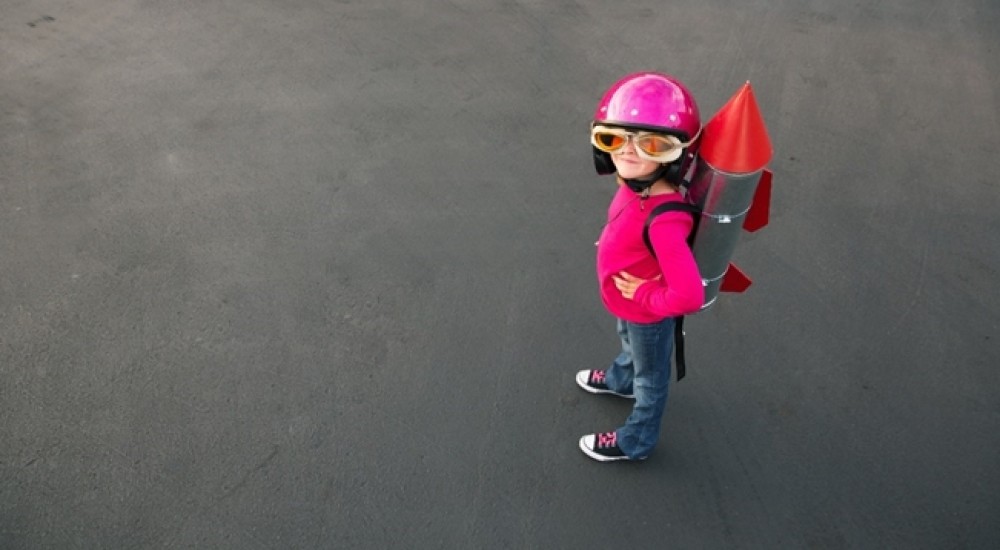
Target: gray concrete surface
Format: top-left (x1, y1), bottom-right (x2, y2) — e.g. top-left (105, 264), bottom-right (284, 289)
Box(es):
top-left (2, 0), bottom-right (998, 548)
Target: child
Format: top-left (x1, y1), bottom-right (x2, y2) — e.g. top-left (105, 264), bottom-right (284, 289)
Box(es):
top-left (577, 72), bottom-right (706, 462)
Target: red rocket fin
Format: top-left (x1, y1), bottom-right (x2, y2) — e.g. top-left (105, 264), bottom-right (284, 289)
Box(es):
top-left (743, 169), bottom-right (772, 232)
top-left (720, 263), bottom-right (752, 293)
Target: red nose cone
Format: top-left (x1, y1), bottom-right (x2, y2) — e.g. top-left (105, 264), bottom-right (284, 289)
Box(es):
top-left (699, 82), bottom-right (773, 173)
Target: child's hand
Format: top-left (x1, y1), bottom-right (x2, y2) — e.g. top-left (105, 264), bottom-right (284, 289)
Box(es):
top-left (613, 272), bottom-right (661, 300)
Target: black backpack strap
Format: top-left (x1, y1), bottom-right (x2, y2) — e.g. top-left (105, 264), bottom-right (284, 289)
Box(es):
top-left (674, 316), bottom-right (687, 381)
top-left (643, 201), bottom-right (701, 256)
top-left (642, 201), bottom-right (701, 381)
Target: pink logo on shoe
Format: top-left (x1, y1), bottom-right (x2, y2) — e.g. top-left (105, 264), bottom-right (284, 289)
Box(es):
top-left (598, 432), bottom-right (617, 448)
top-left (592, 371), bottom-right (606, 383)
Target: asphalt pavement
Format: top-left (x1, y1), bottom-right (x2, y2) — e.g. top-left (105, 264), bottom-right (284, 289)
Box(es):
top-left (2, 0), bottom-right (998, 548)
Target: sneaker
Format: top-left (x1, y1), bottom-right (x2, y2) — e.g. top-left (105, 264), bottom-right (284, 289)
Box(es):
top-left (575, 370), bottom-right (634, 399)
top-left (579, 432), bottom-right (642, 462)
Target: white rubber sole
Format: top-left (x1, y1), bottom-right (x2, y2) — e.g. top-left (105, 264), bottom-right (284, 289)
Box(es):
top-left (578, 434), bottom-right (635, 462)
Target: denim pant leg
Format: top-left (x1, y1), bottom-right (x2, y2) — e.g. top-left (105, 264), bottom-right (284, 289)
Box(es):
top-left (614, 317), bottom-right (675, 459)
top-left (604, 319), bottom-right (635, 395)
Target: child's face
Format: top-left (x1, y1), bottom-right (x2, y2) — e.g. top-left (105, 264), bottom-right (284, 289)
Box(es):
top-left (612, 142), bottom-right (660, 180)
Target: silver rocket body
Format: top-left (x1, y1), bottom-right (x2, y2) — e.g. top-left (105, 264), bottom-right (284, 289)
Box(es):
top-left (686, 159), bottom-right (766, 309)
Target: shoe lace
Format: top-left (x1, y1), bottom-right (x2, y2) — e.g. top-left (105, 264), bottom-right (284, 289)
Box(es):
top-left (597, 432), bottom-right (617, 449)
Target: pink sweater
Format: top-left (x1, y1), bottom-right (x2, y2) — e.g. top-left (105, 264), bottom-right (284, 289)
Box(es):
top-left (596, 185), bottom-right (705, 322)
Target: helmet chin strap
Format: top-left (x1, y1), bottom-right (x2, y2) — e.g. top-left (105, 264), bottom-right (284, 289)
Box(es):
top-left (621, 163), bottom-right (673, 194)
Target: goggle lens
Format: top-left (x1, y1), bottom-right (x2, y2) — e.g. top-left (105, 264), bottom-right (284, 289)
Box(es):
top-left (634, 134), bottom-right (675, 155)
top-left (595, 132), bottom-right (626, 150)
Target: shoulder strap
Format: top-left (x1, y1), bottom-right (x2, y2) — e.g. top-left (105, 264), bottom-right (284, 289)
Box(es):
top-left (642, 201), bottom-right (701, 381)
top-left (643, 201), bottom-right (701, 257)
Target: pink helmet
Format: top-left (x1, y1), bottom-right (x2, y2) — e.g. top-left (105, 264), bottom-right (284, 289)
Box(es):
top-left (592, 72), bottom-right (702, 179)
top-left (594, 72), bottom-right (701, 139)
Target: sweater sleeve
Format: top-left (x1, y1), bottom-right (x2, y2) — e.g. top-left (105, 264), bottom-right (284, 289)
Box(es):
top-left (632, 211), bottom-right (705, 317)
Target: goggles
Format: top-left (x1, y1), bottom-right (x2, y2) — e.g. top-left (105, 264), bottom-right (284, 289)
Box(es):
top-left (590, 125), bottom-right (698, 163)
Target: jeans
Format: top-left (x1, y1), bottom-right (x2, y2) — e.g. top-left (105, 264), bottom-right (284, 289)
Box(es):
top-left (603, 317), bottom-right (675, 459)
